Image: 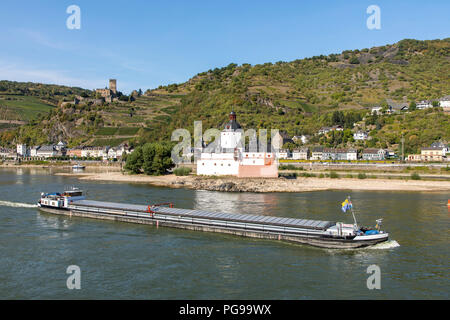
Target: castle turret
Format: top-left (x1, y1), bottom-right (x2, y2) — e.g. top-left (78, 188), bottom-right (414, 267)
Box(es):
top-left (224, 110), bottom-right (241, 131)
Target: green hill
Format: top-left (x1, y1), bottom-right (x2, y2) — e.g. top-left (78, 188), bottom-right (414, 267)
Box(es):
top-left (0, 38), bottom-right (449, 154)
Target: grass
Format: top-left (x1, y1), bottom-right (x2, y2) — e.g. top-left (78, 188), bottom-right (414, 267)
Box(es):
top-left (0, 95), bottom-right (54, 121)
top-left (279, 164), bottom-right (304, 170)
top-left (116, 127), bottom-right (140, 136)
top-left (0, 123), bottom-right (20, 129)
top-left (153, 115), bottom-right (172, 123)
top-left (91, 138), bottom-right (128, 147)
top-left (95, 127), bottom-right (118, 136)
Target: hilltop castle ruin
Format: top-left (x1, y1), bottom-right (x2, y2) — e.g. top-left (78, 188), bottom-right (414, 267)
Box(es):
top-left (96, 79), bottom-right (118, 103)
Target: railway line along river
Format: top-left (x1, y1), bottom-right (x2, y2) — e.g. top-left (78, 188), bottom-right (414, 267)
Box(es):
top-left (0, 168), bottom-right (448, 299)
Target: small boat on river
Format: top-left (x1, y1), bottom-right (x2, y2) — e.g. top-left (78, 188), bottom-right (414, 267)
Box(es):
top-left (72, 163), bottom-right (85, 170)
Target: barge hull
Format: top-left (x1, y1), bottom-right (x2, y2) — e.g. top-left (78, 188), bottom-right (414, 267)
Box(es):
top-left (38, 206), bottom-right (388, 249)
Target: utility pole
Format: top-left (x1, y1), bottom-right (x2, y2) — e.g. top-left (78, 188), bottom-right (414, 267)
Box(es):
top-left (401, 134), bottom-right (405, 162)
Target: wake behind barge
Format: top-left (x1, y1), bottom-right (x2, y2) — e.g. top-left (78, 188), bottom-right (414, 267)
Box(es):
top-left (37, 189), bottom-right (389, 249)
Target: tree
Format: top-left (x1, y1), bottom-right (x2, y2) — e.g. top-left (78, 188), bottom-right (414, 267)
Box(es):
top-left (124, 146), bottom-right (143, 174)
top-left (124, 142), bottom-right (175, 175)
top-left (349, 57), bottom-right (360, 64)
top-left (282, 142), bottom-right (295, 152)
top-left (142, 142), bottom-right (174, 175)
top-left (409, 101), bottom-right (417, 111)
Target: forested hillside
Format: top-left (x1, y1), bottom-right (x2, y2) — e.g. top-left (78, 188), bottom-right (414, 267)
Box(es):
top-left (1, 38), bottom-right (449, 154)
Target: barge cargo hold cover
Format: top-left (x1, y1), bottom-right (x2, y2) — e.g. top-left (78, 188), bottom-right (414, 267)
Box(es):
top-left (70, 199), bottom-right (336, 231)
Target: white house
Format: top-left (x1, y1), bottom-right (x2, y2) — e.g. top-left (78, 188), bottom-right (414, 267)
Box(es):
top-left (197, 111), bottom-right (278, 178)
top-left (430, 142), bottom-right (449, 156)
top-left (311, 147), bottom-right (324, 160)
top-left (371, 106), bottom-right (382, 115)
top-left (107, 147), bottom-right (120, 160)
top-left (292, 135), bottom-right (309, 145)
top-left (318, 125), bottom-right (343, 135)
top-left (36, 145), bottom-right (57, 158)
top-left (416, 100), bottom-right (433, 109)
top-left (346, 149), bottom-right (358, 160)
top-left (0, 148), bottom-right (15, 158)
top-left (323, 148), bottom-right (357, 161)
top-left (276, 149), bottom-right (290, 159)
top-left (81, 146), bottom-right (109, 158)
top-left (353, 131), bottom-right (368, 141)
top-left (439, 95), bottom-right (450, 109)
top-left (292, 148), bottom-right (309, 160)
top-left (107, 144), bottom-right (131, 160)
top-left (30, 146), bottom-right (40, 157)
top-left (55, 141), bottom-right (67, 152)
top-left (16, 144), bottom-right (28, 157)
top-left (362, 148), bottom-right (386, 161)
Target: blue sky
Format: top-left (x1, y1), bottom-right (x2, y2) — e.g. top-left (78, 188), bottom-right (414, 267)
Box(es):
top-left (0, 0), bottom-right (448, 93)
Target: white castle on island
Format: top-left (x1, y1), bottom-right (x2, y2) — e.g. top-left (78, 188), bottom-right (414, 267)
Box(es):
top-left (197, 111), bottom-right (279, 178)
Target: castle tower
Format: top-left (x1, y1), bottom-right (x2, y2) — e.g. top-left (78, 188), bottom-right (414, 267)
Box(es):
top-left (109, 79), bottom-right (117, 94)
top-left (221, 110), bottom-right (243, 151)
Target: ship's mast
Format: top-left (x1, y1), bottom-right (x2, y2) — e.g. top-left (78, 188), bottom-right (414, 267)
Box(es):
top-left (348, 196), bottom-right (358, 228)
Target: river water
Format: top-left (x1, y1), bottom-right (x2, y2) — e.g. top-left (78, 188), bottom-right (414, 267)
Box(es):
top-left (0, 168), bottom-right (448, 299)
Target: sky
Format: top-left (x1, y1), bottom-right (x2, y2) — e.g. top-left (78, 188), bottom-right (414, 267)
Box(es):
top-left (0, 0), bottom-right (448, 94)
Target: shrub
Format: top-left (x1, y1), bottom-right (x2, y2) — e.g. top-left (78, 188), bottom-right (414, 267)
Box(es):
top-left (279, 164), bottom-right (303, 170)
top-left (411, 172), bottom-right (421, 180)
top-left (279, 172), bottom-right (298, 178)
top-left (299, 172), bottom-right (316, 177)
top-left (358, 173), bottom-right (367, 179)
top-left (330, 171), bottom-right (339, 178)
top-left (173, 167), bottom-right (192, 176)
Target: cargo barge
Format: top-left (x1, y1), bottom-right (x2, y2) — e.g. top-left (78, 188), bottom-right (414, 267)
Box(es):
top-left (37, 188), bottom-right (389, 249)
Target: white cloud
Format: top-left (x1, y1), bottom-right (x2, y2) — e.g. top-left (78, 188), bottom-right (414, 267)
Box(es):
top-left (0, 61), bottom-right (104, 89)
top-left (17, 28), bottom-right (75, 51)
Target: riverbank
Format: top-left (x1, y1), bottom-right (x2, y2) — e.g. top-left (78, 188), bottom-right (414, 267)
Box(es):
top-left (0, 162), bottom-right (121, 170)
top-left (54, 171), bottom-right (450, 192)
